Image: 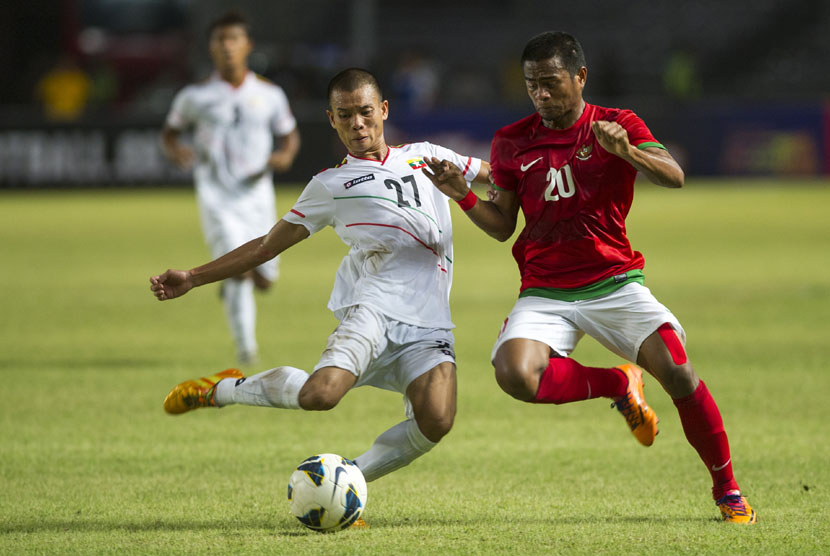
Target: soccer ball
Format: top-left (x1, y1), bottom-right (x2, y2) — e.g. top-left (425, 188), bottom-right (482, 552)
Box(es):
top-left (287, 453), bottom-right (367, 532)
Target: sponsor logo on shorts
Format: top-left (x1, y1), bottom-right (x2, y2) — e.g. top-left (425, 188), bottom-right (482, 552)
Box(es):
top-left (434, 341), bottom-right (455, 358)
top-left (344, 173), bottom-right (375, 189)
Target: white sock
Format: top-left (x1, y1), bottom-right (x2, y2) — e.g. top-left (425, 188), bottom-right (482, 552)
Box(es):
top-left (222, 278), bottom-right (257, 358)
top-left (353, 419), bottom-right (436, 482)
top-left (214, 366), bottom-right (308, 409)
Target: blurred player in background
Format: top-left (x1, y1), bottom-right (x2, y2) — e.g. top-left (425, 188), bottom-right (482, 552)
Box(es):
top-left (424, 31), bottom-right (756, 524)
top-left (151, 68), bottom-right (491, 500)
top-left (161, 11), bottom-right (300, 365)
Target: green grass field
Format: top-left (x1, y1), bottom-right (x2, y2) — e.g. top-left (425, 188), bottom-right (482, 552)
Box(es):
top-left (1, 180), bottom-right (829, 554)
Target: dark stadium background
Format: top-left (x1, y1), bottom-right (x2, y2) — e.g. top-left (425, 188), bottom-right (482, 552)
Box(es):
top-left (1, 0), bottom-right (828, 187)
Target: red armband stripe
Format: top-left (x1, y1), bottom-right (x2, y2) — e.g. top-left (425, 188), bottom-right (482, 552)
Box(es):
top-left (461, 156), bottom-right (472, 177)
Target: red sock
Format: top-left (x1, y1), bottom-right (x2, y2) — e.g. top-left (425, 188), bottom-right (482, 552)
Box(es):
top-left (534, 358), bottom-right (627, 404)
top-left (673, 380), bottom-right (740, 500)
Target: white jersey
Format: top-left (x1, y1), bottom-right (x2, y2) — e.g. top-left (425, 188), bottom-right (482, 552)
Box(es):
top-left (165, 71), bottom-right (297, 207)
top-left (283, 142), bottom-right (481, 329)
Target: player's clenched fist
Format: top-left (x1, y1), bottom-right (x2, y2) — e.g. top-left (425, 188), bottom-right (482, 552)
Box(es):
top-left (592, 120), bottom-right (633, 158)
top-left (150, 269), bottom-right (193, 301)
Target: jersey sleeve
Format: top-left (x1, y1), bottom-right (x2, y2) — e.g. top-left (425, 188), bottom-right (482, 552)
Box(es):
top-left (616, 110), bottom-right (664, 150)
top-left (424, 142), bottom-right (481, 182)
top-left (270, 86), bottom-right (297, 137)
top-left (489, 131), bottom-right (518, 191)
top-left (165, 88), bottom-right (193, 130)
top-left (281, 177), bottom-right (334, 235)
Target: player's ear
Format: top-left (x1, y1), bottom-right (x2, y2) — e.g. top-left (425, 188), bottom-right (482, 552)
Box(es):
top-left (326, 110), bottom-right (336, 128)
top-left (381, 99), bottom-right (389, 121)
top-left (576, 66), bottom-right (587, 87)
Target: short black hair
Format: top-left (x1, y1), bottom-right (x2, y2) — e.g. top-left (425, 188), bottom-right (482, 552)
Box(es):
top-left (327, 68), bottom-right (384, 106)
top-left (207, 10), bottom-right (250, 39)
top-left (521, 31), bottom-right (586, 76)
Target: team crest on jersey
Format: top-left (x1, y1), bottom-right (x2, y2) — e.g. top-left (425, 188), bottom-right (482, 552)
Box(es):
top-left (407, 158), bottom-right (427, 170)
top-left (343, 173), bottom-right (375, 189)
top-left (576, 144), bottom-right (593, 161)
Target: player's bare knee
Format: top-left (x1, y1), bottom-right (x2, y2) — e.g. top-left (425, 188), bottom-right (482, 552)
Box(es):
top-left (654, 361), bottom-right (698, 399)
top-left (493, 343), bottom-right (548, 401)
top-left (419, 408), bottom-right (455, 443)
top-left (494, 363), bottom-right (538, 402)
top-left (672, 363), bottom-right (699, 397)
top-left (298, 386), bottom-right (341, 411)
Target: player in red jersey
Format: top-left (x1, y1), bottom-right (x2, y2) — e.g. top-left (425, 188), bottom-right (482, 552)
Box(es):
top-left (424, 31), bottom-right (756, 524)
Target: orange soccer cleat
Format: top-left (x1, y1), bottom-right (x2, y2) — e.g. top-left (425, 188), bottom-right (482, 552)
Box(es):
top-left (611, 364), bottom-right (659, 446)
top-left (716, 494), bottom-right (757, 524)
top-left (163, 368), bottom-right (244, 415)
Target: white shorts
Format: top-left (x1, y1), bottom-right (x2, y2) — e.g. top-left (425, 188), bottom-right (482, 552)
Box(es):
top-left (197, 188), bottom-right (279, 281)
top-left (315, 305), bottom-right (456, 397)
top-left (491, 282), bottom-right (685, 363)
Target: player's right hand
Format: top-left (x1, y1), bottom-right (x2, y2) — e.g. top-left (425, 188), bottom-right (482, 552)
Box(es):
top-left (149, 269), bottom-right (193, 301)
top-left (422, 157), bottom-right (468, 201)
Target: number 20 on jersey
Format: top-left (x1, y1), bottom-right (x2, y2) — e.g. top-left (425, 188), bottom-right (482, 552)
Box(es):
top-left (544, 164), bottom-right (576, 201)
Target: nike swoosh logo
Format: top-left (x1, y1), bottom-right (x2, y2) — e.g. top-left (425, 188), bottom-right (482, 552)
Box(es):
top-left (520, 157), bottom-right (543, 172)
top-left (332, 466), bottom-right (347, 499)
top-left (711, 458), bottom-right (731, 472)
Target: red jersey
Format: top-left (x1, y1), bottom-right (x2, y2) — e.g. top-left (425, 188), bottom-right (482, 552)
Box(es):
top-left (490, 103), bottom-right (663, 291)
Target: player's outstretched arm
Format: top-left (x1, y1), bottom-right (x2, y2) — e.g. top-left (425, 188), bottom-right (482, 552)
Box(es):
top-left (592, 120), bottom-right (684, 188)
top-left (149, 219), bottom-right (309, 301)
top-left (423, 157), bottom-right (519, 242)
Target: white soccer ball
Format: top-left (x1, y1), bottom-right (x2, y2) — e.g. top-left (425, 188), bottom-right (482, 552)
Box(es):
top-left (287, 453), bottom-right (368, 532)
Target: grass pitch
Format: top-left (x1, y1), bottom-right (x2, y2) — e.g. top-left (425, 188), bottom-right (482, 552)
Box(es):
top-left (1, 180), bottom-right (829, 554)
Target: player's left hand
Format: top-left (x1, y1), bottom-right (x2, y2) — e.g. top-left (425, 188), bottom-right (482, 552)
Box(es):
top-left (422, 157), bottom-right (468, 201)
top-left (592, 120), bottom-right (633, 159)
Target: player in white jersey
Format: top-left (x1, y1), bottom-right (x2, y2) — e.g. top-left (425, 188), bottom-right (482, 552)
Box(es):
top-left (150, 68), bottom-right (491, 491)
top-left (286, 140), bottom-right (472, 331)
top-left (161, 11), bottom-right (300, 365)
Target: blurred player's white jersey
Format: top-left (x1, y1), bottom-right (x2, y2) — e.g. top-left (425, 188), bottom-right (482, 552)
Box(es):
top-left (283, 142), bottom-right (481, 329)
top-left (166, 71), bottom-right (297, 277)
top-left (166, 71), bottom-right (296, 197)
